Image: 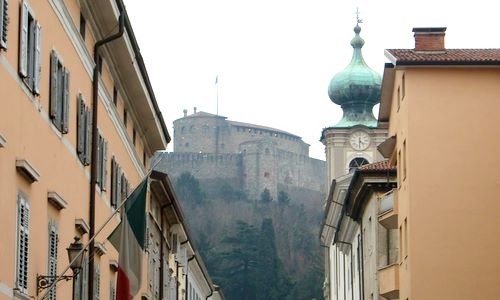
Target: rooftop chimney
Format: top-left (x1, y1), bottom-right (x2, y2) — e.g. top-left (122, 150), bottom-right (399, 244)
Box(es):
top-left (412, 27), bottom-right (446, 52)
top-left (193, 107), bottom-right (197, 114)
top-left (183, 109), bottom-right (188, 117)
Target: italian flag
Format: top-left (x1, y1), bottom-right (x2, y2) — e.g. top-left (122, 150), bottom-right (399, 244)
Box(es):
top-left (109, 178), bottom-right (148, 300)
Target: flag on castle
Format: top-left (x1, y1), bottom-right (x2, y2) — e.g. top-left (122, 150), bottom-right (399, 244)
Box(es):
top-left (108, 178), bottom-right (148, 300)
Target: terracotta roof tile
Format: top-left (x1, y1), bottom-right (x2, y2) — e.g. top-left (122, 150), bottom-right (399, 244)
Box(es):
top-left (359, 160), bottom-right (396, 171)
top-left (385, 49), bottom-right (500, 65)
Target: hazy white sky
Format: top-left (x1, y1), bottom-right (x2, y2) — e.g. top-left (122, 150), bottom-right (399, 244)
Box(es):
top-left (124, 0), bottom-right (499, 159)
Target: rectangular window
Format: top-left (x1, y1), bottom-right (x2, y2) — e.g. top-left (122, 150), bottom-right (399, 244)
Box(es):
top-left (47, 221), bottom-right (58, 300)
top-left (123, 109), bottom-right (128, 128)
top-left (398, 150), bottom-right (402, 186)
top-left (397, 86), bottom-right (401, 111)
top-left (404, 217), bottom-right (408, 258)
top-left (0, 0), bottom-right (8, 49)
top-left (113, 86), bottom-right (118, 106)
top-left (19, 0), bottom-right (41, 94)
top-left (403, 139), bottom-right (407, 180)
top-left (110, 156), bottom-right (124, 209)
top-left (143, 150), bottom-right (147, 168)
top-left (97, 133), bottom-right (108, 191)
top-left (133, 128), bottom-right (136, 145)
top-left (120, 173), bottom-right (129, 201)
top-left (402, 73), bottom-right (406, 100)
top-left (79, 12), bottom-right (86, 40)
top-left (50, 50), bottom-right (70, 133)
top-left (77, 93), bottom-right (91, 165)
top-left (16, 193), bottom-right (30, 294)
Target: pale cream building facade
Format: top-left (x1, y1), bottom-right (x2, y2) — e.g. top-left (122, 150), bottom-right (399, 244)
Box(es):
top-left (0, 0), bottom-right (222, 299)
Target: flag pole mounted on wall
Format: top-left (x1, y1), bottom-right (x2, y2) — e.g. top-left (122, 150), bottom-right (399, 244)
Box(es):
top-left (215, 74), bottom-right (219, 115)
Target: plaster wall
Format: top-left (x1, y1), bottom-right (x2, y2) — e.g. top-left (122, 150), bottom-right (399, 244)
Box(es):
top-left (388, 67), bottom-right (500, 299)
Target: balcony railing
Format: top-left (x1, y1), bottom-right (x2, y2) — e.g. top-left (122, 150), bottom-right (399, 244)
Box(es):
top-left (378, 190), bottom-right (398, 229)
top-left (378, 263), bottom-right (399, 299)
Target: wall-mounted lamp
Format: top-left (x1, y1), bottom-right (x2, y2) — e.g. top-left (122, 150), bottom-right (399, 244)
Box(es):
top-left (37, 236), bottom-right (85, 295)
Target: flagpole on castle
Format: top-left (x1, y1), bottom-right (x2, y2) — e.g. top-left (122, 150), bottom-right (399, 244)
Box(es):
top-left (215, 75), bottom-right (219, 115)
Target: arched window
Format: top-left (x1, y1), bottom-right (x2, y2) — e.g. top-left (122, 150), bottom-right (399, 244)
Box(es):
top-left (349, 157), bottom-right (369, 171)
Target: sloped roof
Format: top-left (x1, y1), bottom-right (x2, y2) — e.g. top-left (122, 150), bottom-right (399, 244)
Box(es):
top-left (385, 49), bottom-right (500, 65)
top-left (358, 160), bottom-right (396, 171)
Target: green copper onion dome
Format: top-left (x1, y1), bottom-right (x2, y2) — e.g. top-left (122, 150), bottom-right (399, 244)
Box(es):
top-left (328, 23), bottom-right (381, 127)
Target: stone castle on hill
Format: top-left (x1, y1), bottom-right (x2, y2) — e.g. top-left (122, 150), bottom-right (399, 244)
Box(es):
top-left (155, 109), bottom-right (326, 201)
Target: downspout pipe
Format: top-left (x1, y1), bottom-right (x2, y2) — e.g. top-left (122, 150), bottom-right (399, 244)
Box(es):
top-left (88, 11), bottom-right (125, 300)
top-left (185, 255), bottom-right (195, 300)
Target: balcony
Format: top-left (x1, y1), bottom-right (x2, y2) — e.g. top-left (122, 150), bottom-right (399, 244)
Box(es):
top-left (378, 263), bottom-right (399, 299)
top-left (378, 190), bottom-right (398, 229)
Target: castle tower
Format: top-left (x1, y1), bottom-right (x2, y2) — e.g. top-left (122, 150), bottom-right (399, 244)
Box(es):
top-left (321, 20), bottom-right (387, 182)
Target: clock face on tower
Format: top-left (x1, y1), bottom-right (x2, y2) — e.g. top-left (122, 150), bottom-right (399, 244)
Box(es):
top-left (349, 131), bottom-right (370, 151)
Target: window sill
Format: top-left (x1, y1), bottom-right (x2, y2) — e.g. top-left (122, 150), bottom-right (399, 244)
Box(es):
top-left (13, 289), bottom-right (31, 300)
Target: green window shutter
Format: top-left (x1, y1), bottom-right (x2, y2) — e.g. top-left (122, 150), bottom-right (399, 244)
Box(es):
top-left (84, 109), bottom-right (91, 165)
top-left (16, 194), bottom-right (29, 293)
top-left (0, 0), bottom-right (8, 49)
top-left (76, 94), bottom-right (85, 159)
top-left (116, 167), bottom-right (122, 207)
top-left (102, 140), bottom-right (108, 191)
top-left (18, 0), bottom-right (28, 77)
top-left (47, 221), bottom-right (58, 300)
top-left (109, 279), bottom-right (115, 300)
top-left (110, 156), bottom-right (116, 208)
top-left (33, 21), bottom-right (41, 94)
top-left (49, 50), bottom-right (59, 120)
top-left (61, 69), bottom-right (70, 133)
top-left (96, 134), bottom-right (102, 186)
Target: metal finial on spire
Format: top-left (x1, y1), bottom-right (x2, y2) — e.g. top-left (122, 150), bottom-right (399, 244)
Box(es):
top-left (355, 7), bottom-right (363, 25)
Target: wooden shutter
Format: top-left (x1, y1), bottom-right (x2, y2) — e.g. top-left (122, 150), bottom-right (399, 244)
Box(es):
top-left (110, 156), bottom-right (117, 208)
top-left (162, 259), bottom-right (168, 300)
top-left (116, 167), bottom-right (122, 206)
top-left (61, 69), bottom-right (70, 133)
top-left (84, 109), bottom-right (91, 165)
top-left (102, 139), bottom-right (108, 191)
top-left (47, 221), bottom-right (58, 300)
top-left (16, 195), bottom-right (30, 293)
top-left (95, 263), bottom-right (101, 300)
top-left (0, 0), bottom-right (8, 49)
top-left (109, 279), bottom-right (115, 300)
top-left (77, 94), bottom-right (85, 158)
top-left (49, 50), bottom-right (59, 119)
top-left (18, 0), bottom-right (28, 77)
top-left (33, 21), bottom-right (41, 94)
top-left (96, 134), bottom-right (102, 185)
top-left (81, 255), bottom-right (89, 300)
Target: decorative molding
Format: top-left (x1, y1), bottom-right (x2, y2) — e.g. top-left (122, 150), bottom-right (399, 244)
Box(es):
top-left (15, 159), bottom-right (41, 183)
top-left (75, 218), bottom-right (90, 235)
top-left (0, 133), bottom-right (5, 147)
top-left (109, 260), bottom-right (118, 272)
top-left (95, 242), bottom-right (107, 256)
top-left (47, 191), bottom-right (68, 210)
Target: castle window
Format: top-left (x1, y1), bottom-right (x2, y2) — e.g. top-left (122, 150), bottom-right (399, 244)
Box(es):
top-left (181, 126), bottom-right (186, 133)
top-left (265, 148), bottom-right (270, 155)
top-left (185, 143), bottom-right (189, 148)
top-left (264, 172), bottom-right (270, 178)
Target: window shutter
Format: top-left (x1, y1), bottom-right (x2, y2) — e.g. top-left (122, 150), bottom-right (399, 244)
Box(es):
top-left (94, 264), bottom-right (100, 300)
top-left (77, 94), bottom-right (85, 158)
top-left (110, 156), bottom-right (116, 208)
top-left (109, 279), bottom-right (115, 300)
top-left (0, 0), bottom-right (8, 49)
top-left (120, 174), bottom-right (127, 202)
top-left (49, 50), bottom-right (59, 119)
top-left (61, 69), bottom-right (70, 133)
top-left (81, 255), bottom-right (89, 300)
top-left (16, 195), bottom-right (29, 293)
top-left (116, 167), bottom-right (122, 206)
top-left (162, 259), bottom-right (168, 299)
top-left (73, 269), bottom-right (82, 300)
top-left (33, 21), bottom-right (41, 94)
top-left (84, 109), bottom-right (91, 165)
top-left (102, 140), bottom-right (108, 191)
top-left (96, 134), bottom-right (102, 185)
top-left (18, 0), bottom-right (28, 77)
top-left (47, 221), bottom-right (58, 300)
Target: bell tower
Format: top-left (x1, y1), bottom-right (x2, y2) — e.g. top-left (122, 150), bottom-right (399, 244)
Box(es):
top-left (321, 19), bottom-right (387, 182)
